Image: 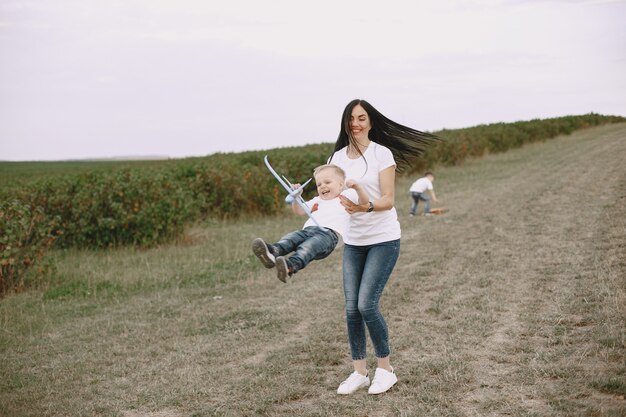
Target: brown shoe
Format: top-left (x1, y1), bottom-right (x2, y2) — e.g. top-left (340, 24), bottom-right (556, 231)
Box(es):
top-left (252, 238), bottom-right (275, 268)
top-left (275, 256), bottom-right (293, 283)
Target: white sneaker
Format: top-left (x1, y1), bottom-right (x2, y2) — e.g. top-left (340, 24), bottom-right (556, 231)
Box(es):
top-left (337, 371), bottom-right (370, 395)
top-left (368, 367), bottom-right (397, 394)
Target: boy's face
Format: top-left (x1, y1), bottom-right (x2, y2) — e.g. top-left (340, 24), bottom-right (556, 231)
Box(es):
top-left (315, 168), bottom-right (345, 200)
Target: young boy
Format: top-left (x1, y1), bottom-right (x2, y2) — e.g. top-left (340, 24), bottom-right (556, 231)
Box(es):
top-left (252, 164), bottom-right (369, 282)
top-left (409, 171), bottom-right (439, 216)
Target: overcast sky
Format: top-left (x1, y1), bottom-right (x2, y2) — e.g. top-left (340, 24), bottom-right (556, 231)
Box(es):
top-left (1, 0), bottom-right (624, 161)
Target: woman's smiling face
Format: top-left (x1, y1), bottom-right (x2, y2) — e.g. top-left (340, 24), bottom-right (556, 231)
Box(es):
top-left (349, 104), bottom-right (372, 142)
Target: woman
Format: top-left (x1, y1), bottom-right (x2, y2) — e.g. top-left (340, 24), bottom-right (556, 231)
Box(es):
top-left (329, 99), bottom-right (437, 395)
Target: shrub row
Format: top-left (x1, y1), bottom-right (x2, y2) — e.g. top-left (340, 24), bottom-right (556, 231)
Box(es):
top-left (2, 144), bottom-right (335, 251)
top-left (413, 113), bottom-right (625, 171)
top-left (0, 113), bottom-right (624, 294)
top-left (0, 200), bottom-right (58, 293)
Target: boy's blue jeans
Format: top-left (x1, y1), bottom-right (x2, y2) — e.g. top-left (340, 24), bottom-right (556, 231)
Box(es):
top-left (273, 226), bottom-right (339, 273)
top-left (342, 239), bottom-right (400, 360)
top-left (410, 191), bottom-right (431, 215)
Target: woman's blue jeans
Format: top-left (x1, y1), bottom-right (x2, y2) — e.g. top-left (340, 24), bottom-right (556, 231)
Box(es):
top-left (342, 239), bottom-right (400, 360)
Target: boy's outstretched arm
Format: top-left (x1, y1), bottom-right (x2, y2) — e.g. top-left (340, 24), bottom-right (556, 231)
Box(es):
top-left (290, 183), bottom-right (307, 216)
top-left (346, 180), bottom-right (369, 205)
top-left (429, 189), bottom-right (439, 203)
top-left (291, 200), bottom-right (306, 215)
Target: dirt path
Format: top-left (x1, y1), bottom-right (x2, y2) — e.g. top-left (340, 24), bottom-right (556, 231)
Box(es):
top-left (390, 123), bottom-right (626, 416)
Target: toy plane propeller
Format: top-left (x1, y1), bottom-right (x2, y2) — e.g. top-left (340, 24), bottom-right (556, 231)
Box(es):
top-left (264, 155), bottom-right (320, 227)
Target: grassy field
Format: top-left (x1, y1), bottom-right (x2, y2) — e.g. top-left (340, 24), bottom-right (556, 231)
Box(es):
top-left (1, 123), bottom-right (625, 417)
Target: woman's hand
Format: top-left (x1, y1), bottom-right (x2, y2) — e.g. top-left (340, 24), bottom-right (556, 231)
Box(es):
top-left (339, 194), bottom-right (368, 214)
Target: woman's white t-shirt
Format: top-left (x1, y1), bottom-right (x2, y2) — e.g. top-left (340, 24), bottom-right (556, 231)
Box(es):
top-left (330, 142), bottom-right (401, 246)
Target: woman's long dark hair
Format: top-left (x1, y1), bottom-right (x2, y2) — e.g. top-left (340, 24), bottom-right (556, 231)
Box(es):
top-left (330, 99), bottom-right (440, 173)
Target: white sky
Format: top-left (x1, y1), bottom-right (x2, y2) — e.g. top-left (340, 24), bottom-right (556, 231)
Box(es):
top-left (1, 0), bottom-right (625, 161)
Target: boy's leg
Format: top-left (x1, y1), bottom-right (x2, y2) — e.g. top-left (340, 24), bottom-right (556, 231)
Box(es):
top-left (288, 228), bottom-right (338, 274)
top-left (252, 229), bottom-right (308, 269)
top-left (420, 194), bottom-right (431, 214)
top-left (273, 229), bottom-right (309, 256)
top-left (409, 192), bottom-right (420, 215)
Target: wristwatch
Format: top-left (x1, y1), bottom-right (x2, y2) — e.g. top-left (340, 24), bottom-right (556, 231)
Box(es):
top-left (367, 201), bottom-right (374, 212)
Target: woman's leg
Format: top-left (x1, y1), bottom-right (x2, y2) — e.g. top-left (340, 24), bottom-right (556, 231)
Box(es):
top-left (337, 244), bottom-right (370, 394)
top-left (357, 239), bottom-right (400, 361)
top-left (376, 356), bottom-right (391, 372)
top-left (339, 241), bottom-right (400, 394)
top-left (342, 244), bottom-right (368, 365)
top-left (343, 240), bottom-right (400, 363)
top-left (356, 240), bottom-right (400, 394)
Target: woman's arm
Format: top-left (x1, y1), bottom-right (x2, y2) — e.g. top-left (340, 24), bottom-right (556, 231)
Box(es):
top-left (372, 165), bottom-right (396, 211)
top-left (340, 166), bottom-right (396, 213)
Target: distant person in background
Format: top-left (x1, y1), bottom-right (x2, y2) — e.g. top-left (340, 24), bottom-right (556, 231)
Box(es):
top-left (409, 172), bottom-right (439, 216)
top-left (328, 99), bottom-right (438, 395)
top-left (252, 164), bottom-right (369, 283)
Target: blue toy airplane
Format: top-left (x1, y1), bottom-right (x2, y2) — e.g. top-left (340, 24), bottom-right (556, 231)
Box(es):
top-left (264, 155), bottom-right (320, 227)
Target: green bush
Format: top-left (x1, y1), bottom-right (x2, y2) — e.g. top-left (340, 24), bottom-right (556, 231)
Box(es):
top-left (407, 113), bottom-right (626, 174)
top-left (26, 169), bottom-right (195, 248)
top-left (0, 200), bottom-right (59, 294)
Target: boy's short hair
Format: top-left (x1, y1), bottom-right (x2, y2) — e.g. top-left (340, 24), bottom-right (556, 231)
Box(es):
top-left (313, 164), bottom-right (346, 180)
top-left (424, 171), bottom-right (434, 177)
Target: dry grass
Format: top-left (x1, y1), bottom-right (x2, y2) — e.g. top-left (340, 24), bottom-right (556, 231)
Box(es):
top-left (1, 123), bottom-right (625, 417)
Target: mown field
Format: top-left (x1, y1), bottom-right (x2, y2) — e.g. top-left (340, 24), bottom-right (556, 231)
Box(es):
top-left (0, 123), bottom-right (624, 416)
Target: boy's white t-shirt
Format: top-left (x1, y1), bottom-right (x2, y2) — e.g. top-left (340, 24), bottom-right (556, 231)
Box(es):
top-left (330, 142), bottom-right (401, 246)
top-left (303, 188), bottom-right (358, 241)
top-left (410, 177), bottom-right (433, 193)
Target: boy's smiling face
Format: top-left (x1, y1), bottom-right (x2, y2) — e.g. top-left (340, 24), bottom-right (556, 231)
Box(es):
top-left (315, 167), bottom-right (345, 200)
